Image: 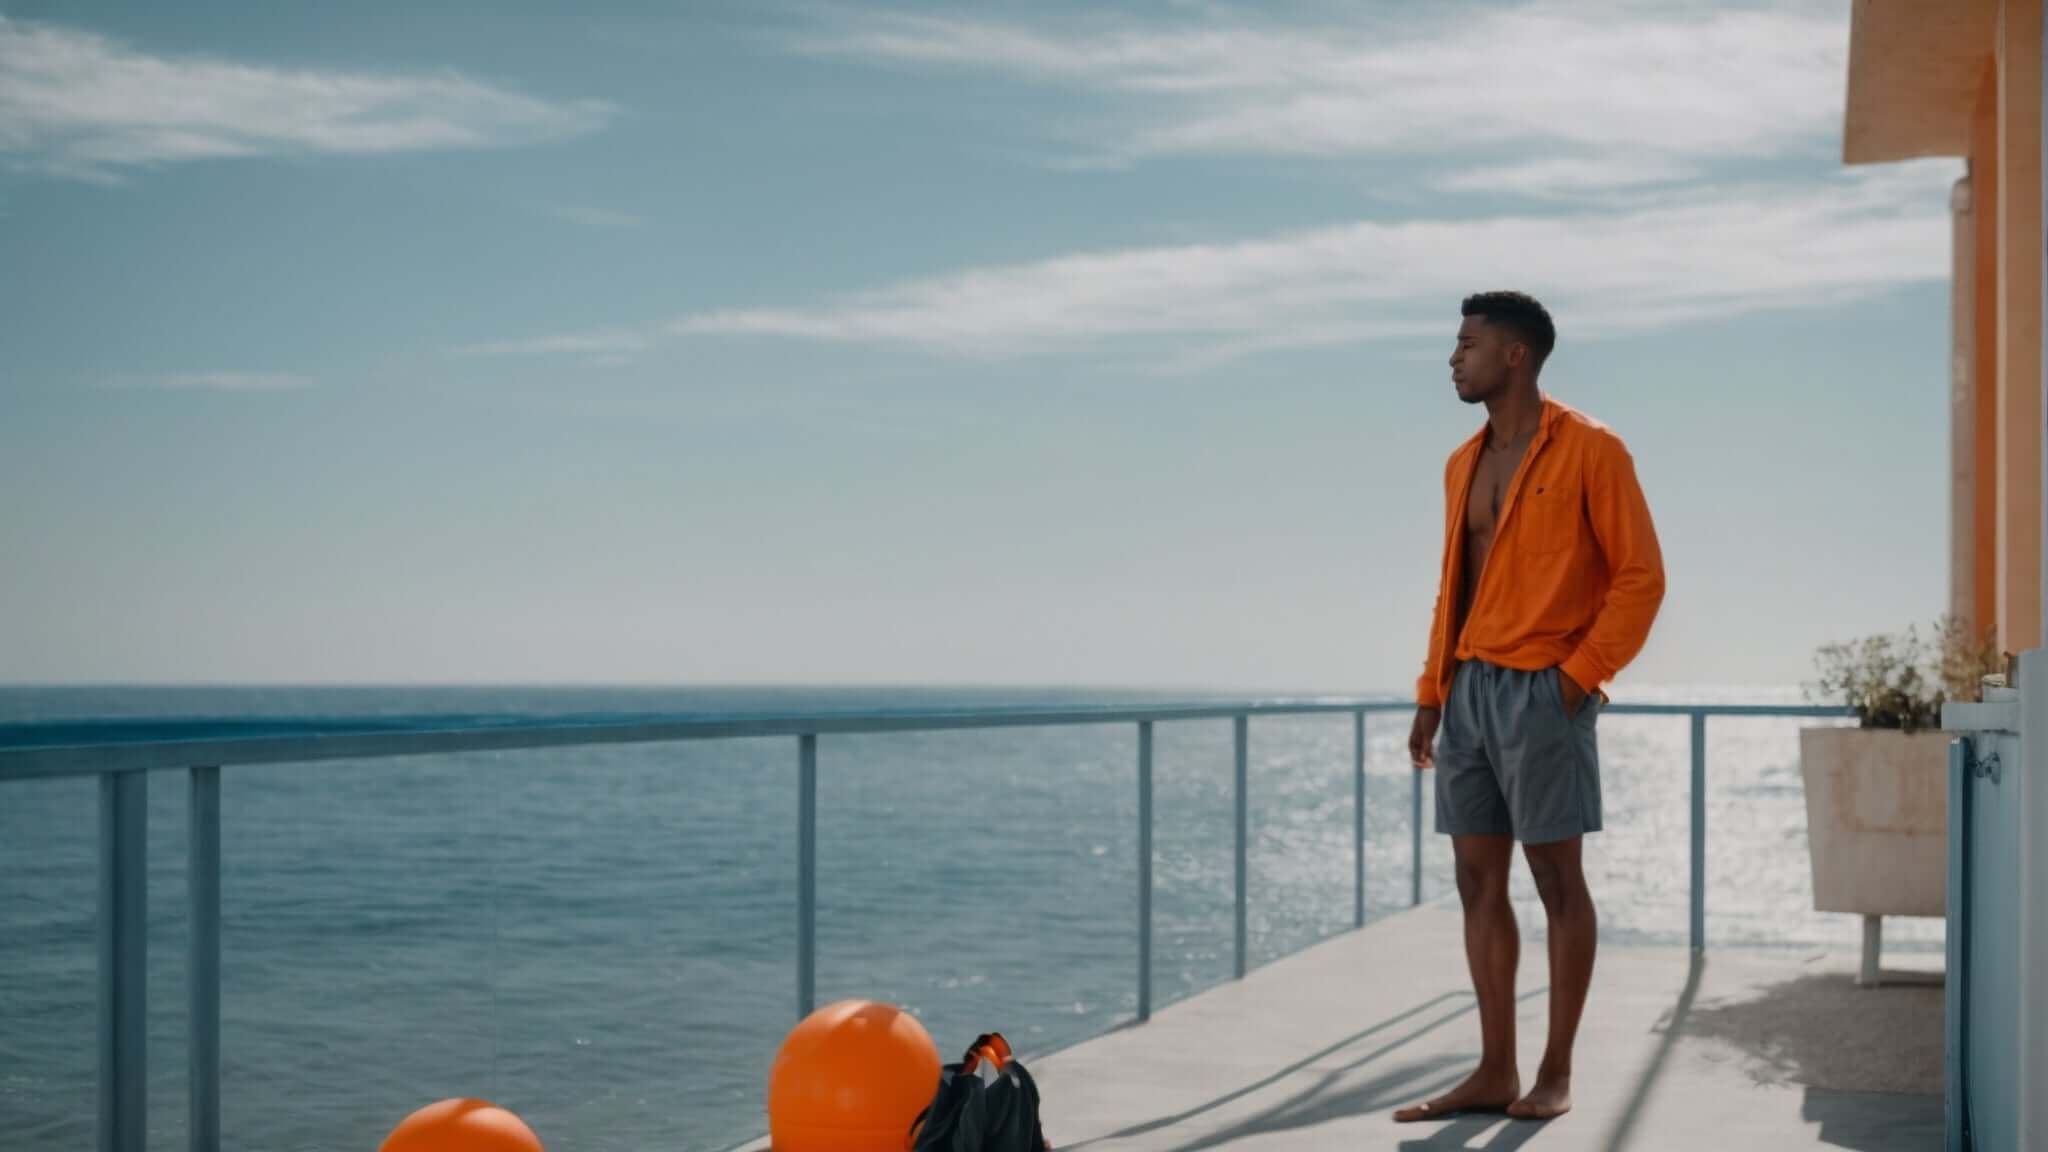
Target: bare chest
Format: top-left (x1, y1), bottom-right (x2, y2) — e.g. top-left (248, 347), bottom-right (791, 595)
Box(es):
top-left (1462, 439), bottom-right (1530, 552)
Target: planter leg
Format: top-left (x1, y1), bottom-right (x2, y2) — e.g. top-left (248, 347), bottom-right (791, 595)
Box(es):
top-left (1860, 915), bottom-right (1882, 987)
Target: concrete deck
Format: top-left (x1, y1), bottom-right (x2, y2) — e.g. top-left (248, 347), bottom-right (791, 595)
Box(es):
top-left (1027, 903), bottom-right (1944, 1152)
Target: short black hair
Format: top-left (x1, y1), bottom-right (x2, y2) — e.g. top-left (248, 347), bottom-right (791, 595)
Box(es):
top-left (1461, 291), bottom-right (1556, 372)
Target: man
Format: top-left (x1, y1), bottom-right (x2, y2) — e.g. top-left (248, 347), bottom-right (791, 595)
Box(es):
top-left (1393, 292), bottom-right (1665, 1124)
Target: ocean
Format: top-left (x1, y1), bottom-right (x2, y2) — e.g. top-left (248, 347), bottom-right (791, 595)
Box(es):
top-left (0, 684), bottom-right (1934, 1151)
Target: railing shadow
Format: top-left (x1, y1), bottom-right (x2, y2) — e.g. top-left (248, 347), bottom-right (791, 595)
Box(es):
top-left (1059, 987), bottom-right (1549, 1152)
top-left (1591, 950), bottom-right (1945, 1151)
top-left (1395, 1112), bottom-right (1547, 1151)
top-left (1596, 950), bottom-right (1702, 1152)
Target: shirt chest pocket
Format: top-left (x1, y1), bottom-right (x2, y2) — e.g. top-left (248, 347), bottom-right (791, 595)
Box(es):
top-left (1515, 480), bottom-right (1581, 556)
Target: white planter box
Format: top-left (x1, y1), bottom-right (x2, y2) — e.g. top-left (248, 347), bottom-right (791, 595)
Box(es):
top-left (1798, 727), bottom-right (1950, 985)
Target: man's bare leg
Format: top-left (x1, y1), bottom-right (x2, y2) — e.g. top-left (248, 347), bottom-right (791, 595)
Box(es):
top-left (1393, 833), bottom-right (1520, 1122)
top-left (1508, 836), bottom-right (1595, 1120)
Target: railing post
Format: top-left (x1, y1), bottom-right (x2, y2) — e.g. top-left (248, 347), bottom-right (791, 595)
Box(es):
top-left (1411, 766), bottom-right (1423, 907)
top-left (1137, 721), bottom-right (1153, 1022)
top-left (1690, 711), bottom-right (1707, 953)
top-left (798, 734), bottom-right (817, 1020)
top-left (99, 771), bottom-right (146, 1152)
top-left (1354, 711), bottom-right (1366, 929)
top-left (1234, 716), bottom-right (1248, 979)
top-left (190, 767), bottom-right (221, 1152)
top-left (1946, 737), bottom-right (1971, 1151)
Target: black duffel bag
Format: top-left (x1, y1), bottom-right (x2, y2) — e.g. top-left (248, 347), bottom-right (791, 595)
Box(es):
top-left (906, 1032), bottom-right (1051, 1152)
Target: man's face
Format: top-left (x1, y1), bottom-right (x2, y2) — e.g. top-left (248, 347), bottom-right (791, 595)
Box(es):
top-left (1449, 315), bottom-right (1520, 405)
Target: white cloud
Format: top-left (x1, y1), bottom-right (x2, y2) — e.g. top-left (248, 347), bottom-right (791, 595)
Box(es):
top-left (0, 17), bottom-right (613, 181)
top-left (675, 161), bottom-right (1957, 362)
top-left (694, 2), bottom-right (1948, 361)
top-left (1435, 157), bottom-right (1700, 198)
top-left (452, 329), bottom-right (650, 358)
top-left (792, 3), bottom-right (1845, 186)
top-left (100, 372), bottom-right (314, 392)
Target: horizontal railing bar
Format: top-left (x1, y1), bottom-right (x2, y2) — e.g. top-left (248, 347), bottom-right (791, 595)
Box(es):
top-left (0, 701), bottom-right (1402, 778)
top-left (1600, 704), bottom-right (1855, 718)
top-left (0, 700), bottom-right (1857, 781)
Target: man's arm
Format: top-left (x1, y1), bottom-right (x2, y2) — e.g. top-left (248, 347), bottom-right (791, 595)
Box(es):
top-left (1417, 581), bottom-right (1448, 710)
top-left (1411, 456), bottom-right (1455, 766)
top-left (1558, 433), bottom-right (1665, 698)
top-left (1410, 577), bottom-right (1448, 767)
top-left (1416, 449), bottom-right (1458, 710)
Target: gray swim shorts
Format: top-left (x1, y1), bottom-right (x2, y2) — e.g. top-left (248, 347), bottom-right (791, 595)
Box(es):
top-left (1434, 660), bottom-right (1604, 844)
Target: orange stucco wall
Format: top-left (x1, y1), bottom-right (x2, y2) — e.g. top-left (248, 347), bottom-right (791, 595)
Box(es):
top-left (1997, 0), bottom-right (2043, 652)
top-left (1975, 60), bottom-right (2002, 642)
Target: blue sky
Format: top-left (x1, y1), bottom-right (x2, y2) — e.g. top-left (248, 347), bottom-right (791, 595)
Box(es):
top-left (0, 1), bottom-right (1960, 691)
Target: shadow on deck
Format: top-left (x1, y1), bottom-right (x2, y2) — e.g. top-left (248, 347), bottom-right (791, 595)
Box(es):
top-left (1024, 904), bottom-right (1943, 1152)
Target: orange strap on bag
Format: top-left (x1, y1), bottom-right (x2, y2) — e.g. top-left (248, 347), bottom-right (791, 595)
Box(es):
top-left (962, 1032), bottom-right (1012, 1074)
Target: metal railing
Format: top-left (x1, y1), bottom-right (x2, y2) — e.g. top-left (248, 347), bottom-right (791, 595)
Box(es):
top-left (0, 696), bottom-right (1854, 1152)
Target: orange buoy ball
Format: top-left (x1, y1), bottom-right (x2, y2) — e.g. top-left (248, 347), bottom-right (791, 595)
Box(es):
top-left (768, 1000), bottom-right (942, 1152)
top-left (379, 1098), bottom-right (542, 1152)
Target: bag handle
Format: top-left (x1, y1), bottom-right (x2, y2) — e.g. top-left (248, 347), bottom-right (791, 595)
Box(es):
top-left (903, 1032), bottom-right (1023, 1152)
top-left (962, 1032), bottom-right (1013, 1074)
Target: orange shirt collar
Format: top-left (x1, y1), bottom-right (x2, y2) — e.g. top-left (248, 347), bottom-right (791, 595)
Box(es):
top-left (1461, 393), bottom-right (1563, 454)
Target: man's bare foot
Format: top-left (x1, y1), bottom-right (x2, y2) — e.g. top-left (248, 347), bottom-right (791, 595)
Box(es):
top-left (1505, 1076), bottom-right (1571, 1120)
top-left (1391, 1069), bottom-right (1521, 1123)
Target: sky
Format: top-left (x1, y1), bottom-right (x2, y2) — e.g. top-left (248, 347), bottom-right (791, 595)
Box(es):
top-left (0, 0), bottom-right (1963, 693)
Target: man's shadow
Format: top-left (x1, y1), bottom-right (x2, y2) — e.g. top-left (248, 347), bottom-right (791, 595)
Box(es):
top-left (1397, 1111), bottom-right (1546, 1151)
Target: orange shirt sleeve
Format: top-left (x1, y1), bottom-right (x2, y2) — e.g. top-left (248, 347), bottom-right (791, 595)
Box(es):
top-left (1416, 452), bottom-right (1457, 708)
top-left (1559, 432), bottom-right (1665, 695)
top-left (1416, 604), bottom-right (1446, 707)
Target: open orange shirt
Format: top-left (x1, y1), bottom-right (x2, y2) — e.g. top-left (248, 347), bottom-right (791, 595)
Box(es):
top-left (1417, 395), bottom-right (1665, 709)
